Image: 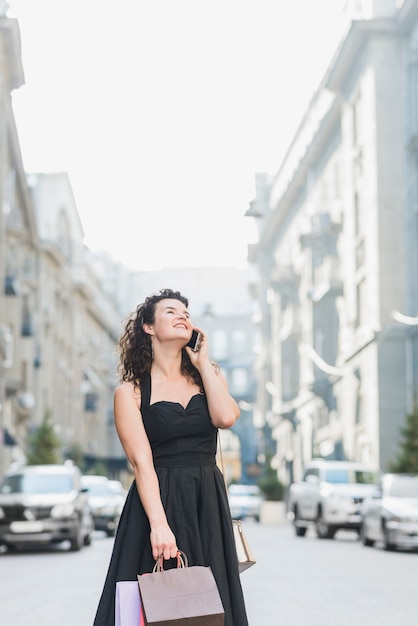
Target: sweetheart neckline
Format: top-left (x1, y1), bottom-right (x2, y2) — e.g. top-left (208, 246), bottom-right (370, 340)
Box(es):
top-left (149, 393), bottom-right (203, 411)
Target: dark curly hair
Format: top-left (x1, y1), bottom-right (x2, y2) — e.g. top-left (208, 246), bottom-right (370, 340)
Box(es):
top-left (117, 288), bottom-right (204, 391)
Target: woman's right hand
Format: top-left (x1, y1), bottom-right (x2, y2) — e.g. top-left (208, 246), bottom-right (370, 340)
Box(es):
top-left (150, 522), bottom-right (178, 561)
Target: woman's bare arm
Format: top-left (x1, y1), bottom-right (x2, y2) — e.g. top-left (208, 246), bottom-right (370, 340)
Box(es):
top-left (114, 382), bottom-right (178, 560)
top-left (187, 328), bottom-right (240, 428)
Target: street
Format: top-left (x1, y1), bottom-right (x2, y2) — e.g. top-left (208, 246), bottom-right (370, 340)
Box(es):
top-left (1, 521), bottom-right (418, 625)
top-left (241, 522), bottom-right (418, 625)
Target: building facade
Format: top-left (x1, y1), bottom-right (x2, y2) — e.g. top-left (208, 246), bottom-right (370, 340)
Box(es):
top-left (0, 15), bottom-right (125, 476)
top-left (247, 0), bottom-right (418, 485)
top-left (0, 13), bottom-right (38, 472)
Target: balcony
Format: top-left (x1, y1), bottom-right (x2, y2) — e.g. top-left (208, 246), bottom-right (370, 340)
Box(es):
top-left (300, 212), bottom-right (341, 249)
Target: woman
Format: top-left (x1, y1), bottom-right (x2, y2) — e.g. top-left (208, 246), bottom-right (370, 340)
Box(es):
top-left (93, 288), bottom-right (249, 626)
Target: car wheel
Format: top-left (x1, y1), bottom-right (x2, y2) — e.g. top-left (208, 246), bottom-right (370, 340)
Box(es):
top-left (84, 532), bottom-right (92, 546)
top-left (382, 528), bottom-right (396, 552)
top-left (316, 512), bottom-right (336, 539)
top-left (69, 523), bottom-right (83, 552)
top-left (5, 544), bottom-right (17, 553)
top-left (360, 522), bottom-right (374, 547)
top-left (293, 506), bottom-right (307, 537)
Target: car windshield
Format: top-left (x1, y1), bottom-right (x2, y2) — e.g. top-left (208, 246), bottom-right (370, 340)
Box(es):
top-left (84, 482), bottom-right (111, 496)
top-left (228, 485), bottom-right (261, 496)
top-left (0, 473), bottom-right (73, 494)
top-left (108, 481), bottom-right (124, 495)
top-left (388, 476), bottom-right (418, 498)
top-left (324, 469), bottom-right (379, 484)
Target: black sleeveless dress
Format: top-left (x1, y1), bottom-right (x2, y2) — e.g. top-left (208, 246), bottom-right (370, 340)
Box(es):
top-left (92, 375), bottom-right (249, 626)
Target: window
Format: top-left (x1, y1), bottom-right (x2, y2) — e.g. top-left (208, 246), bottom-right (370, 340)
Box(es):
top-left (355, 277), bottom-right (366, 328)
top-left (21, 295), bottom-right (33, 337)
top-left (323, 469), bottom-right (379, 484)
top-left (231, 368), bottom-right (248, 395)
top-left (232, 329), bottom-right (246, 355)
top-left (212, 330), bottom-right (228, 360)
top-left (388, 476), bottom-right (418, 498)
top-left (0, 473), bottom-right (73, 494)
top-left (352, 91), bottom-right (363, 147)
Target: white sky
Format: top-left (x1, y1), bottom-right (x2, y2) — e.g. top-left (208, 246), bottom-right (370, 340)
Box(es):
top-left (8, 0), bottom-right (349, 271)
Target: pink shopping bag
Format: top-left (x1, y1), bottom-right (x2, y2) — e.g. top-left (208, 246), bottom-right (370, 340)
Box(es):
top-left (115, 580), bottom-right (145, 626)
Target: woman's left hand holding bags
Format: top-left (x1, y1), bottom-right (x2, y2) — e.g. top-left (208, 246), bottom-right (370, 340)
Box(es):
top-left (137, 551), bottom-right (225, 626)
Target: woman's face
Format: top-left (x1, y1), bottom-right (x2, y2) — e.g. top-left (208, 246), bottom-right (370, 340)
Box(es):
top-left (145, 298), bottom-right (193, 345)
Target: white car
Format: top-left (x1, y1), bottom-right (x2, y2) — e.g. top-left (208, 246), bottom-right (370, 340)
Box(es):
top-left (81, 475), bottom-right (126, 537)
top-left (228, 484), bottom-right (264, 522)
top-left (288, 459), bottom-right (380, 539)
top-left (361, 473), bottom-right (418, 551)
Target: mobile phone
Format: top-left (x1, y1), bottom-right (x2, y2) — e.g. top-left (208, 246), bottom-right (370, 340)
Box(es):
top-left (186, 329), bottom-right (202, 352)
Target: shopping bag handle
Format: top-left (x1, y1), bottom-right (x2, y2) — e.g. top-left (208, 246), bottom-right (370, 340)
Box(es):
top-left (153, 550), bottom-right (188, 572)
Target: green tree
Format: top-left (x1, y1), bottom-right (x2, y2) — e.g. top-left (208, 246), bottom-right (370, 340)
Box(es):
top-left (257, 455), bottom-right (285, 501)
top-left (64, 442), bottom-right (85, 471)
top-left (26, 411), bottom-right (62, 465)
top-left (389, 406), bottom-right (418, 473)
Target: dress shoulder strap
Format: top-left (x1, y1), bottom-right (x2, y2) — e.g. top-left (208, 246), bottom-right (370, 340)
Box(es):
top-left (139, 374), bottom-right (151, 410)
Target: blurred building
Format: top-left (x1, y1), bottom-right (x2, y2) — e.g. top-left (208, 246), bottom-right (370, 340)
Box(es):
top-left (0, 14), bottom-right (124, 475)
top-left (0, 12), bottom-right (37, 471)
top-left (28, 173), bottom-right (123, 465)
top-left (247, 0), bottom-right (418, 483)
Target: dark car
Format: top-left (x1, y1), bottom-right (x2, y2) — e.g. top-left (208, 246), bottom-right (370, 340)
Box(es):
top-left (361, 473), bottom-right (418, 551)
top-left (81, 475), bottom-right (126, 536)
top-left (0, 462), bottom-right (94, 552)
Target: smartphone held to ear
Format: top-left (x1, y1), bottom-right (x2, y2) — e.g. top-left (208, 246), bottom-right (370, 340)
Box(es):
top-left (186, 329), bottom-right (202, 352)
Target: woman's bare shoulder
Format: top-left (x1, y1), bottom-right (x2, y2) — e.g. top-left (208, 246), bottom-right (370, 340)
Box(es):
top-left (114, 380), bottom-right (141, 402)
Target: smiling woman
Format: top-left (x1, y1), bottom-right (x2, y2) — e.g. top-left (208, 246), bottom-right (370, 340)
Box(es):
top-left (93, 288), bottom-right (248, 626)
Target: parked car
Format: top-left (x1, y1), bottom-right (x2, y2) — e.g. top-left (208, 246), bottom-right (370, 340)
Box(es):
top-left (288, 459), bottom-right (380, 539)
top-left (0, 462), bottom-right (94, 552)
top-left (81, 475), bottom-right (126, 536)
top-left (360, 473), bottom-right (418, 551)
top-left (228, 484), bottom-right (264, 522)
